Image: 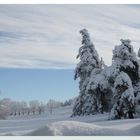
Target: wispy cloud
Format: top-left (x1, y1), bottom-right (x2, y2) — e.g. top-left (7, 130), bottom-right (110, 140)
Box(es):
top-left (0, 5), bottom-right (140, 69)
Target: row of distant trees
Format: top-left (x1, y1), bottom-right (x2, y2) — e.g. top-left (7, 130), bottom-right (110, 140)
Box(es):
top-left (0, 98), bottom-right (75, 119)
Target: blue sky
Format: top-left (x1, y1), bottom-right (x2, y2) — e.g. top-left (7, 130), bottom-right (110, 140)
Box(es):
top-left (0, 68), bottom-right (78, 102)
top-left (0, 5), bottom-right (140, 102)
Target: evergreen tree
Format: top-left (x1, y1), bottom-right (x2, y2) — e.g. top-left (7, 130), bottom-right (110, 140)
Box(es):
top-left (86, 66), bottom-right (114, 114)
top-left (72, 29), bottom-right (101, 116)
top-left (112, 39), bottom-right (140, 116)
top-left (112, 39), bottom-right (140, 85)
top-left (110, 72), bottom-right (135, 119)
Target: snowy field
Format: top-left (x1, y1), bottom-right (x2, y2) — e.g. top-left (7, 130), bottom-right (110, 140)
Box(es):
top-left (0, 106), bottom-right (140, 136)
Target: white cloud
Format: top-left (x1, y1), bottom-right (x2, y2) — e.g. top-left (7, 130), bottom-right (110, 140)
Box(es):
top-left (0, 5), bottom-right (140, 69)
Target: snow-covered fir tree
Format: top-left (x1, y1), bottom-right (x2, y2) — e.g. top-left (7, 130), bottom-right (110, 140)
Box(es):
top-left (112, 39), bottom-right (140, 85)
top-left (112, 39), bottom-right (140, 115)
top-left (87, 74), bottom-right (110, 113)
top-left (85, 64), bottom-right (119, 114)
top-left (110, 72), bottom-right (135, 119)
top-left (72, 29), bottom-right (102, 116)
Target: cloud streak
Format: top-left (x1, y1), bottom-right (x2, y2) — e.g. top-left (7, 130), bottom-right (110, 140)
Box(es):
top-left (0, 5), bottom-right (140, 69)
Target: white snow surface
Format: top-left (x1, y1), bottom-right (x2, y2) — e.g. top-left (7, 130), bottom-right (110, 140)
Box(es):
top-left (0, 105), bottom-right (140, 136)
top-left (27, 121), bottom-right (140, 136)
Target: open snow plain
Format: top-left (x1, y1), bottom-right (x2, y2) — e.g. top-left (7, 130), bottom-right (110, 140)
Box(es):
top-left (0, 106), bottom-right (140, 136)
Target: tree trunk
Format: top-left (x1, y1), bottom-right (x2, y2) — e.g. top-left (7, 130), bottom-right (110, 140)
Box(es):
top-left (128, 111), bottom-right (134, 119)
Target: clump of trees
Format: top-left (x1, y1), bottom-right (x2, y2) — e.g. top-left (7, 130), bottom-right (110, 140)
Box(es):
top-left (0, 98), bottom-right (70, 119)
top-left (0, 99), bottom-right (46, 119)
top-left (72, 29), bottom-right (140, 119)
top-left (62, 98), bottom-right (76, 107)
top-left (46, 99), bottom-right (62, 115)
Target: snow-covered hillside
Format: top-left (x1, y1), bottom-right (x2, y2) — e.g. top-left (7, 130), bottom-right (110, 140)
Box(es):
top-left (0, 105), bottom-right (140, 136)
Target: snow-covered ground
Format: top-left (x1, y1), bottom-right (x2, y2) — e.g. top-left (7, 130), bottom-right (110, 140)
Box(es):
top-left (0, 106), bottom-right (140, 136)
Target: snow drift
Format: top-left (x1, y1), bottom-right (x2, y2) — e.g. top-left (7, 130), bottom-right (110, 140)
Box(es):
top-left (26, 121), bottom-right (140, 136)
